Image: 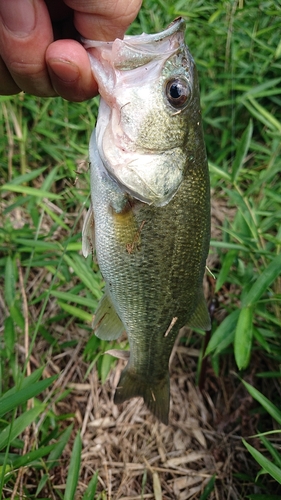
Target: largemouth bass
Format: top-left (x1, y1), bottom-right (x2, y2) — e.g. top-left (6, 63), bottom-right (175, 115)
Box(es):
top-left (82, 18), bottom-right (210, 424)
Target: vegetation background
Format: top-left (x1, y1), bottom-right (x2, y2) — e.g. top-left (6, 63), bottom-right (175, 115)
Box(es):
top-left (0, 0), bottom-right (281, 498)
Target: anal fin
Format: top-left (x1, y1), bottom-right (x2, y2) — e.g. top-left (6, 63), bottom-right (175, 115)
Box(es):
top-left (187, 289), bottom-right (211, 331)
top-left (93, 292), bottom-right (125, 340)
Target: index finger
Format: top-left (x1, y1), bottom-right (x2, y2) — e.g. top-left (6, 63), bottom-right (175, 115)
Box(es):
top-left (46, 0), bottom-right (142, 101)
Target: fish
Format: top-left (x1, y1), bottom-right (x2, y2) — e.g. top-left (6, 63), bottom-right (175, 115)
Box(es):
top-left (82, 18), bottom-right (211, 425)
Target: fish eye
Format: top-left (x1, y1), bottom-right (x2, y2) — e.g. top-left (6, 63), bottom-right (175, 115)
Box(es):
top-left (165, 78), bottom-right (190, 108)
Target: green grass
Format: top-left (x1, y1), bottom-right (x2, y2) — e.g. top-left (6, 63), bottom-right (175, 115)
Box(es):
top-left (1, 0), bottom-right (281, 498)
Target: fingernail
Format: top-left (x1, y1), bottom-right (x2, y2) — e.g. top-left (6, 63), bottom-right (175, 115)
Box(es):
top-left (0, 0), bottom-right (35, 37)
top-left (49, 59), bottom-right (80, 83)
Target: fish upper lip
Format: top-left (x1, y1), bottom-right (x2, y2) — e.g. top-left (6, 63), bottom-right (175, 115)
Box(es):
top-left (83, 17), bottom-right (185, 48)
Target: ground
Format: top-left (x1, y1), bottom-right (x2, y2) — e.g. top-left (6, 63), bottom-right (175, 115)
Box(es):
top-left (2, 189), bottom-right (279, 500)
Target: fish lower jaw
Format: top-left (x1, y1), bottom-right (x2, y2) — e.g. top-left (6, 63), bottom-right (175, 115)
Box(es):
top-left (100, 150), bottom-right (182, 207)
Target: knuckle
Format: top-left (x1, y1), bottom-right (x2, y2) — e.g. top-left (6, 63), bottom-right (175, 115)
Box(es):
top-left (9, 59), bottom-right (44, 78)
top-left (8, 61), bottom-right (55, 96)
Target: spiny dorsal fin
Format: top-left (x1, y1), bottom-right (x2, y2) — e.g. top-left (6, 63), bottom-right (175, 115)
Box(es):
top-left (93, 292), bottom-right (125, 340)
top-left (82, 206), bottom-right (95, 257)
top-left (187, 289), bottom-right (211, 331)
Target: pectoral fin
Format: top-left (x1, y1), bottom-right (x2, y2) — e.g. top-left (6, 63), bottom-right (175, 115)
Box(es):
top-left (82, 206), bottom-right (95, 257)
top-left (187, 289), bottom-right (211, 331)
top-left (93, 292), bottom-right (125, 340)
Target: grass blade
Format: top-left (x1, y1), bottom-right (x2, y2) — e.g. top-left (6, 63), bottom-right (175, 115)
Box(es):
top-left (4, 256), bottom-right (16, 308)
top-left (4, 316), bottom-right (15, 360)
top-left (5, 167), bottom-right (46, 186)
top-left (205, 309), bottom-right (239, 356)
top-left (242, 381), bottom-right (281, 426)
top-left (82, 470), bottom-right (99, 500)
top-left (0, 367), bottom-right (44, 401)
top-left (58, 302), bottom-right (93, 322)
top-left (64, 432), bottom-right (82, 500)
top-left (48, 425), bottom-right (74, 470)
top-left (200, 475), bottom-right (216, 499)
top-left (244, 96), bottom-right (281, 133)
top-left (35, 473), bottom-right (49, 497)
top-left (0, 184), bottom-right (61, 199)
top-left (231, 120), bottom-right (253, 183)
top-left (215, 250), bottom-right (237, 292)
top-left (63, 254), bottom-right (102, 299)
top-left (12, 444), bottom-right (56, 470)
top-left (234, 307), bottom-right (253, 370)
top-left (50, 291), bottom-right (97, 308)
top-left (0, 375), bottom-right (57, 419)
top-left (259, 435), bottom-right (281, 469)
top-left (243, 439), bottom-right (281, 484)
top-left (0, 405), bottom-right (45, 451)
top-left (242, 253), bottom-right (281, 308)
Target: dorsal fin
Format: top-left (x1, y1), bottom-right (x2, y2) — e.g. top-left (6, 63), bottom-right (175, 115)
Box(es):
top-left (187, 289), bottom-right (211, 331)
top-left (82, 206), bottom-right (95, 257)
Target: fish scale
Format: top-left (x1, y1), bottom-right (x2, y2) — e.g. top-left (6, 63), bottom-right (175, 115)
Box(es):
top-left (82, 18), bottom-right (211, 424)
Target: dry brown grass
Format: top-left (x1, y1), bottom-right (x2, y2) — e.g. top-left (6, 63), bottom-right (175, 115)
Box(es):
top-left (24, 327), bottom-right (262, 500)
top-left (17, 238), bottom-right (266, 500)
top-left (3, 196), bottom-right (273, 500)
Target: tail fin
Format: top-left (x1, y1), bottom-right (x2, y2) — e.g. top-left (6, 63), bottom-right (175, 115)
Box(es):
top-left (114, 368), bottom-right (170, 425)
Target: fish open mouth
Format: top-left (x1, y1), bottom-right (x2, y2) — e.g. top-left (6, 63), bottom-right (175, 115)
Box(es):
top-left (85, 17), bottom-right (192, 206)
top-left (83, 17), bottom-right (186, 72)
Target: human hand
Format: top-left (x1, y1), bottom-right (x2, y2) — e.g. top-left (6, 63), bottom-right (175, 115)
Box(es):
top-left (0, 0), bottom-right (142, 101)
